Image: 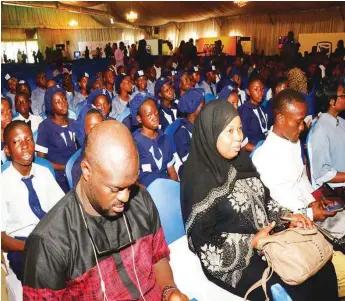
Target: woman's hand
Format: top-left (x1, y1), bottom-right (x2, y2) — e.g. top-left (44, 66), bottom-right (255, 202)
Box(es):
top-left (288, 213), bottom-right (314, 229)
top-left (166, 289), bottom-right (189, 301)
top-left (251, 222), bottom-right (276, 249)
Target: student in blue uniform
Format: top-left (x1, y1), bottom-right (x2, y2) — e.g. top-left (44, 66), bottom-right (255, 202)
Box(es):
top-left (71, 72), bottom-right (89, 112)
top-left (174, 71), bottom-right (192, 99)
top-left (230, 68), bottom-right (246, 106)
top-left (103, 69), bottom-right (116, 100)
top-left (4, 74), bottom-right (18, 114)
top-left (110, 73), bottom-right (132, 119)
top-left (1, 96), bottom-right (12, 164)
top-left (71, 108), bottom-right (104, 186)
top-left (155, 77), bottom-right (178, 131)
top-left (198, 65), bottom-right (217, 96)
top-left (16, 80), bottom-right (32, 101)
top-left (62, 73), bottom-right (75, 108)
top-left (86, 88), bottom-right (112, 120)
top-left (31, 72), bottom-right (47, 116)
top-left (175, 88), bottom-right (205, 173)
top-left (13, 92), bottom-right (43, 133)
top-left (218, 85), bottom-right (241, 110)
top-left (162, 70), bottom-right (177, 88)
top-left (130, 94), bottom-right (178, 187)
top-left (132, 70), bottom-right (148, 98)
top-left (187, 66), bottom-right (201, 88)
top-left (238, 76), bottom-right (271, 152)
top-left (36, 85), bottom-right (78, 193)
top-left (146, 65), bottom-right (156, 95)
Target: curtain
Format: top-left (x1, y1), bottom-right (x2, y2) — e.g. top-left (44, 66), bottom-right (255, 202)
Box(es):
top-left (1, 29), bottom-right (26, 41)
top-left (159, 7), bottom-right (345, 55)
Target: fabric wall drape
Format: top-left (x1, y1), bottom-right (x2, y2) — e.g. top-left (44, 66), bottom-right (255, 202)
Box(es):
top-left (1, 29), bottom-right (26, 41)
top-left (159, 7), bottom-right (345, 55)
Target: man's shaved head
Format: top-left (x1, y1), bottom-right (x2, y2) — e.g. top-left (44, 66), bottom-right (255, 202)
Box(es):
top-left (80, 120), bottom-right (139, 217)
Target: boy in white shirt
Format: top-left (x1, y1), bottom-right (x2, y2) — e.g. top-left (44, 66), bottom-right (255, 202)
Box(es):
top-left (1, 120), bottom-right (64, 282)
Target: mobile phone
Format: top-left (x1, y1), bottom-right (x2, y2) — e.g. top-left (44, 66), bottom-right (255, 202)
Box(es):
top-left (325, 203), bottom-right (344, 212)
top-left (269, 222), bottom-right (290, 235)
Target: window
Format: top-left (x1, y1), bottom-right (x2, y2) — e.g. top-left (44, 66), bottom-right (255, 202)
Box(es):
top-left (1, 40), bottom-right (38, 63)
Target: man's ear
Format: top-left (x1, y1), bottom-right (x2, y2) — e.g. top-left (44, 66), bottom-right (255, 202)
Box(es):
top-left (330, 98), bottom-right (336, 108)
top-left (3, 145), bottom-right (10, 158)
top-left (136, 115), bottom-right (142, 124)
top-left (81, 159), bottom-right (92, 182)
top-left (276, 112), bottom-right (284, 125)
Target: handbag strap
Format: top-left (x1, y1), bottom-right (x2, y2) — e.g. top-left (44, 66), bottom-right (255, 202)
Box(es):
top-left (244, 265), bottom-right (273, 301)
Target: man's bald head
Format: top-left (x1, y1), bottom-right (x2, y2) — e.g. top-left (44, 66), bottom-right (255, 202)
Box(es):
top-left (84, 120), bottom-right (138, 173)
top-left (80, 120), bottom-right (140, 217)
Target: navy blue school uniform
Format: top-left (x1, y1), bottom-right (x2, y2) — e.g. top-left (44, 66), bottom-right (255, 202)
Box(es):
top-left (174, 118), bottom-right (193, 164)
top-left (36, 118), bottom-right (77, 193)
top-left (71, 152), bottom-right (83, 187)
top-left (132, 129), bottom-right (175, 187)
top-left (159, 102), bottom-right (178, 132)
top-left (238, 101), bottom-right (270, 146)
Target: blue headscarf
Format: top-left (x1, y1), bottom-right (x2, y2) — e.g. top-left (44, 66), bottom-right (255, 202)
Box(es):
top-left (178, 88), bottom-right (204, 114)
top-left (154, 77), bottom-right (172, 97)
top-left (87, 88), bottom-right (111, 106)
top-left (44, 85), bottom-right (66, 116)
top-left (218, 85), bottom-right (236, 100)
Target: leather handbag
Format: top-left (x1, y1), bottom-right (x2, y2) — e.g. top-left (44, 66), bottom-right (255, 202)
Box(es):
top-left (244, 227), bottom-right (333, 301)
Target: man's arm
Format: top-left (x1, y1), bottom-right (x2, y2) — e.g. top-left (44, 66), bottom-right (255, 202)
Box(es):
top-left (1, 232), bottom-right (25, 252)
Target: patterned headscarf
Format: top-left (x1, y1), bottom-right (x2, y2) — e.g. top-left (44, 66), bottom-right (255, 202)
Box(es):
top-left (287, 67), bottom-right (308, 94)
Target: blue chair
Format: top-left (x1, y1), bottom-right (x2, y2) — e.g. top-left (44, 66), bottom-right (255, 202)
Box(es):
top-left (1, 157), bottom-right (55, 178)
top-left (33, 130), bottom-right (38, 143)
top-left (249, 140), bottom-right (265, 159)
top-left (68, 109), bottom-right (77, 120)
top-left (65, 148), bottom-right (82, 189)
top-left (40, 112), bottom-right (47, 120)
top-left (147, 179), bottom-right (185, 244)
top-left (76, 101), bottom-right (86, 118)
top-left (116, 107), bottom-right (130, 123)
top-left (164, 118), bottom-right (183, 154)
top-left (204, 93), bottom-right (217, 103)
top-left (12, 112), bottom-right (19, 119)
top-left (271, 284), bottom-right (292, 301)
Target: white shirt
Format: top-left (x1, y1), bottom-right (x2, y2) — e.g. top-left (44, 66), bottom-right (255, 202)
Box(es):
top-left (147, 80), bottom-right (155, 95)
top-left (114, 48), bottom-right (124, 67)
top-left (13, 113), bottom-right (43, 133)
top-left (252, 131), bottom-right (315, 220)
top-left (154, 65), bottom-right (161, 79)
top-left (1, 163), bottom-right (64, 238)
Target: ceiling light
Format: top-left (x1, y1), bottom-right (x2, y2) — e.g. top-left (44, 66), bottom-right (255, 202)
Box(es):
top-left (234, 1), bottom-right (248, 8)
top-left (126, 11), bottom-right (138, 23)
top-left (69, 19), bottom-right (78, 26)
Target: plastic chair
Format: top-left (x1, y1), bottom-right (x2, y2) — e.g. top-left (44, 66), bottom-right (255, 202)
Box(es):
top-left (164, 118), bottom-right (183, 154)
top-left (68, 109), bottom-right (77, 120)
top-left (33, 130), bottom-right (38, 143)
top-left (249, 140), bottom-right (265, 159)
top-left (65, 148), bottom-right (82, 189)
top-left (1, 157), bottom-right (55, 178)
top-left (76, 101), bottom-right (86, 118)
top-left (205, 93), bottom-right (217, 103)
top-left (116, 107), bottom-right (131, 123)
top-left (147, 178), bottom-right (242, 301)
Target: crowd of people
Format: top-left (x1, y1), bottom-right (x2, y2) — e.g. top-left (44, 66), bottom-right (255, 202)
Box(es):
top-left (1, 33), bottom-right (345, 300)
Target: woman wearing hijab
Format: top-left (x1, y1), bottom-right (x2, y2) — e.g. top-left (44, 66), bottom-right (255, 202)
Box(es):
top-left (180, 99), bottom-right (338, 301)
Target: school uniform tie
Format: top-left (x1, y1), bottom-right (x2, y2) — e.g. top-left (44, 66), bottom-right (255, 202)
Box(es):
top-left (210, 84), bottom-right (215, 96)
top-left (25, 120), bottom-right (31, 128)
top-left (21, 175), bottom-right (46, 219)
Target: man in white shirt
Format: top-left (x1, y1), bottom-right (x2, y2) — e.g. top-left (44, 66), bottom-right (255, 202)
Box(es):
top-left (13, 92), bottom-right (43, 133)
top-left (114, 41), bottom-right (125, 68)
top-left (1, 120), bottom-right (64, 282)
top-left (252, 89), bottom-right (345, 238)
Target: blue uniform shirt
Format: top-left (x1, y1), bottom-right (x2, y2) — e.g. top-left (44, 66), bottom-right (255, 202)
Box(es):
top-left (238, 101), bottom-right (271, 146)
top-left (174, 118), bottom-right (193, 164)
top-left (71, 152), bottom-right (83, 188)
top-left (31, 87), bottom-right (46, 116)
top-left (132, 129), bottom-right (175, 187)
top-left (159, 102), bottom-right (178, 132)
top-left (36, 118), bottom-right (77, 192)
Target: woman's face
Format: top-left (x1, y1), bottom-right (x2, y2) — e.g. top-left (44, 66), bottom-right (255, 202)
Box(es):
top-left (216, 116), bottom-right (243, 159)
top-left (52, 92), bottom-right (68, 116)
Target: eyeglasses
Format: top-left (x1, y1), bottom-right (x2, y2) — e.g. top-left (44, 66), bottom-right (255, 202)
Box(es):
top-left (337, 94), bottom-right (345, 99)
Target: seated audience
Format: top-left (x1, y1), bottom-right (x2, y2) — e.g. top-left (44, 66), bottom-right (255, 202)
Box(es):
top-left (36, 85), bottom-right (77, 192)
top-left (72, 108), bottom-right (104, 186)
top-left (62, 73), bottom-right (75, 108)
top-left (132, 69), bottom-right (149, 98)
top-left (146, 65), bottom-right (157, 95)
top-left (23, 121), bottom-right (188, 301)
top-left (175, 71), bottom-right (192, 99)
top-left (1, 120), bottom-right (64, 282)
top-left (31, 72), bottom-right (47, 116)
top-left (109, 73), bottom-right (132, 119)
top-left (13, 92), bottom-right (43, 133)
top-left (86, 88), bottom-right (112, 120)
top-left (238, 76), bottom-right (271, 152)
top-left (155, 77), bottom-right (178, 131)
top-left (16, 80), bottom-right (32, 100)
top-left (218, 85), bottom-right (241, 110)
top-left (71, 72), bottom-right (89, 112)
top-left (187, 66), bottom-right (201, 88)
top-left (309, 78), bottom-right (345, 188)
top-left (1, 96), bottom-right (12, 163)
top-left (180, 99), bottom-right (338, 301)
top-left (130, 94), bottom-right (178, 187)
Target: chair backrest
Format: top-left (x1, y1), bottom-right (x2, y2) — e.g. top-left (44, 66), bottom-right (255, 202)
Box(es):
top-left (116, 107), bottom-right (130, 123)
top-left (249, 140), bottom-right (265, 159)
top-left (68, 109), bottom-right (77, 120)
top-left (76, 101), bottom-right (86, 119)
top-left (1, 157), bottom-right (55, 178)
top-left (205, 93), bottom-right (217, 103)
top-left (33, 130), bottom-right (38, 143)
top-left (66, 148), bottom-right (82, 189)
top-left (147, 179), bottom-right (185, 244)
top-left (164, 118), bottom-right (183, 153)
